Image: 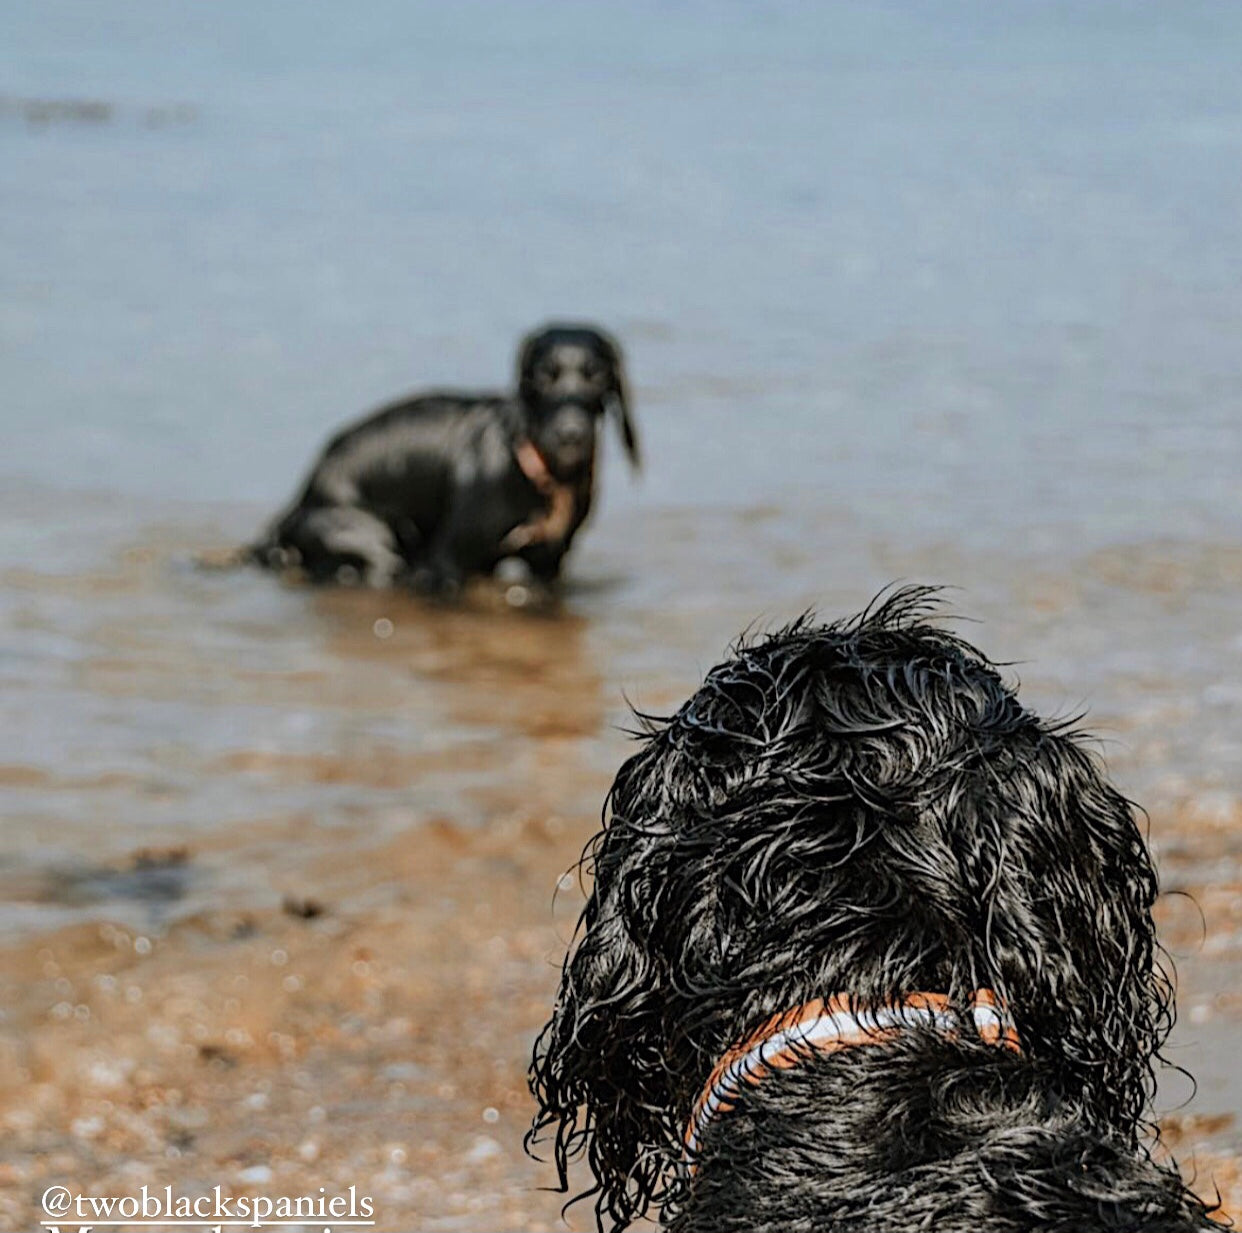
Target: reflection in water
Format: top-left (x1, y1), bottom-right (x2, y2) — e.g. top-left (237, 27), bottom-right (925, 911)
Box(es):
top-left (312, 586), bottom-right (605, 742)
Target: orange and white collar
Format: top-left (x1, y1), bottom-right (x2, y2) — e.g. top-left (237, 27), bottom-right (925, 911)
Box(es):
top-left (684, 990), bottom-right (1020, 1167)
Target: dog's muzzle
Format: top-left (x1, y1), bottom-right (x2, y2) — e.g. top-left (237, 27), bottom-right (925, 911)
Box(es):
top-left (683, 990), bottom-right (1021, 1169)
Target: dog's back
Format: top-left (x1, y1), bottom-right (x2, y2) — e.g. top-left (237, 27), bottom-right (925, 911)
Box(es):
top-left (293, 391), bottom-right (514, 521)
top-left (249, 390), bottom-right (523, 581)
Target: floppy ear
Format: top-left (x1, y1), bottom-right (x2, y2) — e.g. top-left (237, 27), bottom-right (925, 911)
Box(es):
top-left (516, 330), bottom-right (543, 405)
top-left (608, 355), bottom-right (645, 471)
top-left (528, 753), bottom-right (682, 1229)
top-left (950, 731), bottom-right (1172, 1139)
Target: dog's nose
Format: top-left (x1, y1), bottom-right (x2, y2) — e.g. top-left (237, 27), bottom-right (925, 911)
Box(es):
top-left (548, 403), bottom-right (593, 447)
top-left (556, 421), bottom-right (590, 450)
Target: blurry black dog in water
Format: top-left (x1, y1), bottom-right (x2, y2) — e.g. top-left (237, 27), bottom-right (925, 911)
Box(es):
top-left (249, 324), bottom-right (639, 592)
top-left (530, 588), bottom-right (1221, 1231)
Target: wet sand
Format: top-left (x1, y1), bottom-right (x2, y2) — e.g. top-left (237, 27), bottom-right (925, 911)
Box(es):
top-left (0, 812), bottom-right (596, 1231)
top-left (1, 497), bottom-right (1240, 1229)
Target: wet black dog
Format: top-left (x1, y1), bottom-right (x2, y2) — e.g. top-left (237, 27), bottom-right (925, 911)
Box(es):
top-left (529, 589), bottom-right (1221, 1231)
top-left (249, 323), bottom-right (639, 592)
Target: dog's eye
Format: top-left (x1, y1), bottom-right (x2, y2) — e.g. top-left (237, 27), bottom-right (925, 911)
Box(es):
top-left (540, 361), bottom-right (561, 381)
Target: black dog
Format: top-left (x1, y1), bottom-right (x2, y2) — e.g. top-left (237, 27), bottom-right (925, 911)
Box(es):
top-left (529, 588), bottom-right (1221, 1231)
top-left (249, 324), bottom-right (639, 591)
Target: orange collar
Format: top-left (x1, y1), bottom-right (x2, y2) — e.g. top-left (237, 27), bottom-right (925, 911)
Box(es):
top-left (501, 439), bottom-right (578, 553)
top-left (514, 439), bottom-right (556, 494)
top-left (684, 990), bottom-right (1020, 1168)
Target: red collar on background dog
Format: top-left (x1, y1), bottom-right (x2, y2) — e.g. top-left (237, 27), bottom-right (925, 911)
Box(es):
top-left (514, 439), bottom-right (556, 494)
top-left (502, 438), bottom-right (577, 553)
top-left (683, 990), bottom-right (1020, 1168)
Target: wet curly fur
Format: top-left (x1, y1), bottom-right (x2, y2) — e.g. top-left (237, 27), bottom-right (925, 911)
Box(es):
top-left (529, 588), bottom-right (1221, 1230)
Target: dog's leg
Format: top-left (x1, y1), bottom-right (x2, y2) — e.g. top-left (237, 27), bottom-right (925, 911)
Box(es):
top-left (409, 544), bottom-right (467, 598)
top-left (278, 506), bottom-right (406, 587)
top-left (408, 483), bottom-right (515, 597)
top-left (516, 540), bottom-right (566, 583)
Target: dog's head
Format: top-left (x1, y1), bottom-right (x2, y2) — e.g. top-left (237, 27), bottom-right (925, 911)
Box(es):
top-left (517, 324), bottom-right (640, 479)
top-left (529, 587), bottom-right (1173, 1228)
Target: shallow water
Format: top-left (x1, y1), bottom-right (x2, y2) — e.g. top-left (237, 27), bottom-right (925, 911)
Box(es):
top-left (3, 2), bottom-right (1242, 1228)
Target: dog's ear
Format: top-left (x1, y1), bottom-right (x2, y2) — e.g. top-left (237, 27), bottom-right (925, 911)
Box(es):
top-left (516, 328), bottom-right (547, 406)
top-left (602, 336), bottom-right (641, 472)
top-left (952, 732), bottom-right (1172, 1138)
top-left (528, 759), bottom-right (679, 1229)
